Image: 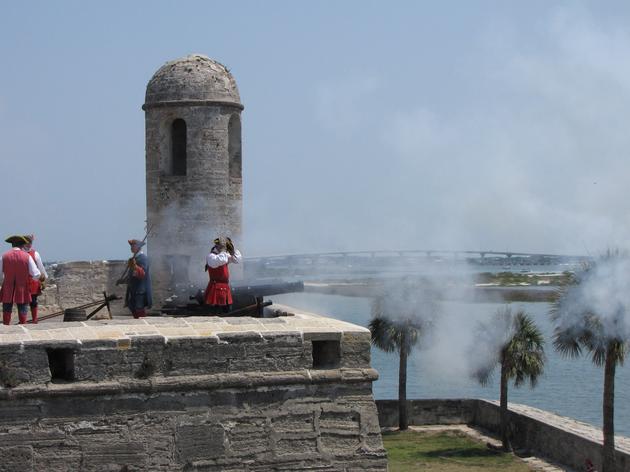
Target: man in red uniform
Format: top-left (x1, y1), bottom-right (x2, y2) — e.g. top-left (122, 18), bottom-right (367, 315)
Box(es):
top-left (204, 237), bottom-right (242, 313)
top-left (0, 235), bottom-right (41, 325)
top-left (23, 234), bottom-right (47, 324)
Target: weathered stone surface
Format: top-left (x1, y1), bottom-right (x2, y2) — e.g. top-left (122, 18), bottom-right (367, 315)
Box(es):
top-left (145, 55), bottom-right (241, 106)
top-left (340, 331), bottom-right (371, 368)
top-left (0, 383), bottom-right (386, 471)
top-left (272, 412), bottom-right (315, 433)
top-left (0, 314), bottom-right (386, 471)
top-left (0, 445), bottom-right (34, 472)
top-left (176, 424), bottom-right (226, 462)
top-left (377, 398), bottom-right (477, 426)
top-left (144, 56), bottom-right (243, 304)
top-left (38, 260), bottom-right (128, 317)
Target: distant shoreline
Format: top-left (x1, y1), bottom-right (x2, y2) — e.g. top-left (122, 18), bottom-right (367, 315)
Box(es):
top-left (303, 271), bottom-right (571, 302)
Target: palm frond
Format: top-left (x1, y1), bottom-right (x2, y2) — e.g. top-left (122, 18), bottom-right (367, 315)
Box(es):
top-left (368, 314), bottom-right (425, 354)
top-left (471, 308), bottom-right (544, 389)
top-left (551, 252), bottom-right (630, 369)
top-left (368, 316), bottom-right (397, 353)
top-left (552, 328), bottom-right (582, 358)
top-left (473, 364), bottom-right (494, 386)
top-left (506, 311), bottom-right (545, 388)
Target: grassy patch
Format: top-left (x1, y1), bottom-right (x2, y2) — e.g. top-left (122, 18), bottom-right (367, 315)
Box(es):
top-left (382, 430), bottom-right (531, 472)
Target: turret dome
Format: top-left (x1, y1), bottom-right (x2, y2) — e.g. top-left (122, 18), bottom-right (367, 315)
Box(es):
top-left (144, 54), bottom-right (241, 107)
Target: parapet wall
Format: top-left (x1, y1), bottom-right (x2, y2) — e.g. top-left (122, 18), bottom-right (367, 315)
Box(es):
top-left (376, 399), bottom-right (630, 472)
top-left (0, 312), bottom-right (387, 471)
top-left (39, 260), bottom-right (127, 317)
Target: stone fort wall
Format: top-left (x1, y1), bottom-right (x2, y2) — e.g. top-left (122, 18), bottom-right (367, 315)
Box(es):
top-left (37, 260), bottom-right (128, 318)
top-left (377, 399), bottom-right (630, 472)
top-left (145, 103), bottom-right (244, 303)
top-left (0, 311), bottom-right (387, 471)
top-left (144, 55), bottom-right (244, 306)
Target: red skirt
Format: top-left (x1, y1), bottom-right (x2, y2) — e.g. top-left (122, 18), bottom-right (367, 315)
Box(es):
top-left (29, 279), bottom-right (42, 296)
top-left (0, 284), bottom-right (31, 304)
top-left (204, 281), bottom-right (232, 306)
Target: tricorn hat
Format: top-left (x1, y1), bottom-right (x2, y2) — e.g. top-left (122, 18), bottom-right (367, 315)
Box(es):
top-left (128, 239), bottom-right (145, 248)
top-left (5, 235), bottom-right (29, 245)
top-left (23, 234), bottom-right (34, 244)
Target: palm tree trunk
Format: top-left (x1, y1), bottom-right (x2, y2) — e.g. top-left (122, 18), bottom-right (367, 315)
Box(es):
top-left (602, 345), bottom-right (616, 472)
top-left (500, 360), bottom-right (510, 451)
top-left (398, 334), bottom-right (408, 431)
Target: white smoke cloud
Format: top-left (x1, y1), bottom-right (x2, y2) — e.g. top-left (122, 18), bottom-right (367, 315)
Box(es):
top-left (247, 5), bottom-right (630, 257)
top-left (466, 306), bottom-right (517, 383)
top-left (553, 254), bottom-right (630, 342)
top-left (149, 195), bottom-right (242, 294)
top-left (364, 269), bottom-right (504, 381)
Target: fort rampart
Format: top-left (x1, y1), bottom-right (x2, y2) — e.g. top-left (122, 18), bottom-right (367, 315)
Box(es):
top-left (0, 313), bottom-right (387, 471)
top-left (36, 260), bottom-right (127, 317)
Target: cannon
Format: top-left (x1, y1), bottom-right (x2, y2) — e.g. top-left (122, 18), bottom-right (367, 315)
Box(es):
top-left (20, 292), bottom-right (120, 324)
top-left (161, 281), bottom-right (304, 318)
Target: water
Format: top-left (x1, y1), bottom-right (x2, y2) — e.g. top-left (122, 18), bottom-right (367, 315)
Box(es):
top-left (274, 292), bottom-right (630, 437)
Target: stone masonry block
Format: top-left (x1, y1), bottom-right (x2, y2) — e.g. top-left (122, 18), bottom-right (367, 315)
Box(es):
top-left (320, 432), bottom-right (362, 455)
top-left (80, 441), bottom-right (147, 471)
top-left (261, 331), bottom-right (303, 346)
top-left (303, 332), bottom-right (342, 342)
top-left (271, 413), bottom-right (315, 433)
top-left (227, 420), bottom-right (270, 457)
top-left (319, 410), bottom-right (361, 435)
top-left (275, 437), bottom-right (319, 456)
top-left (1, 348), bottom-right (49, 386)
top-left (0, 445), bottom-right (34, 472)
top-left (176, 424), bottom-right (226, 463)
top-left (217, 332), bottom-right (264, 344)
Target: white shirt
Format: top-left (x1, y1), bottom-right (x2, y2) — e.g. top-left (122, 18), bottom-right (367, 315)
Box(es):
top-left (206, 249), bottom-right (242, 269)
top-left (27, 249), bottom-right (48, 279)
top-left (0, 248), bottom-right (41, 281)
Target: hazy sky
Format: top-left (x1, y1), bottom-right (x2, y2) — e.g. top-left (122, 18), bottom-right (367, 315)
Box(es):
top-left (2, 1), bottom-right (630, 261)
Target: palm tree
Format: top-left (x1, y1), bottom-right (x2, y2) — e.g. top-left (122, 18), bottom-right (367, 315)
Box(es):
top-left (368, 281), bottom-right (436, 430)
top-left (369, 314), bottom-right (424, 430)
top-left (473, 307), bottom-right (545, 451)
top-left (551, 253), bottom-right (629, 472)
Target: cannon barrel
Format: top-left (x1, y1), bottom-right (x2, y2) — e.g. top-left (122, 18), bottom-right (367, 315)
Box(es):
top-left (232, 281), bottom-right (304, 299)
top-left (232, 282), bottom-right (304, 310)
top-left (231, 281), bottom-right (304, 309)
top-left (189, 281), bottom-right (304, 308)
top-left (232, 281), bottom-right (303, 308)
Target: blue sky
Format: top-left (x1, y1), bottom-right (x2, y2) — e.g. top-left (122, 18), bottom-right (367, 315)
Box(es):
top-left (2, 1), bottom-right (630, 260)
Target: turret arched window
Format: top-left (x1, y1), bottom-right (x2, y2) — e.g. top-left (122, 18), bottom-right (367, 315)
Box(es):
top-left (228, 114), bottom-right (242, 179)
top-left (171, 119), bottom-right (187, 176)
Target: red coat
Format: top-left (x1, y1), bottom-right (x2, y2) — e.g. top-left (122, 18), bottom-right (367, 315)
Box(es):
top-left (0, 249), bottom-right (32, 304)
top-left (205, 264), bottom-right (232, 306)
top-left (27, 249), bottom-right (42, 296)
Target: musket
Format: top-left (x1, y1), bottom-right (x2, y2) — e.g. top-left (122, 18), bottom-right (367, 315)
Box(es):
top-left (115, 223), bottom-right (154, 286)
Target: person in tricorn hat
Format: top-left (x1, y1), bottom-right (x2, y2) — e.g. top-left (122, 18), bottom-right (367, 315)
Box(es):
top-left (124, 239), bottom-right (152, 319)
top-left (0, 235), bottom-right (41, 325)
top-left (205, 237), bottom-right (242, 313)
top-left (23, 234), bottom-right (47, 324)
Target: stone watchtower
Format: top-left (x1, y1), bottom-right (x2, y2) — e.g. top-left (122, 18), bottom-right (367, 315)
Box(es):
top-left (143, 54), bottom-right (243, 304)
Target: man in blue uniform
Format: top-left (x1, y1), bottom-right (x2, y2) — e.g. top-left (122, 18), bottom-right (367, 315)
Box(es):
top-left (124, 239), bottom-right (152, 319)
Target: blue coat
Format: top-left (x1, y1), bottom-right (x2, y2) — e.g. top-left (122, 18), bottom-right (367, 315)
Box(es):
top-left (125, 253), bottom-right (153, 311)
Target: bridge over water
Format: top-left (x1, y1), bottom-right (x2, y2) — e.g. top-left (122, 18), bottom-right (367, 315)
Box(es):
top-left (243, 250), bottom-right (590, 280)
